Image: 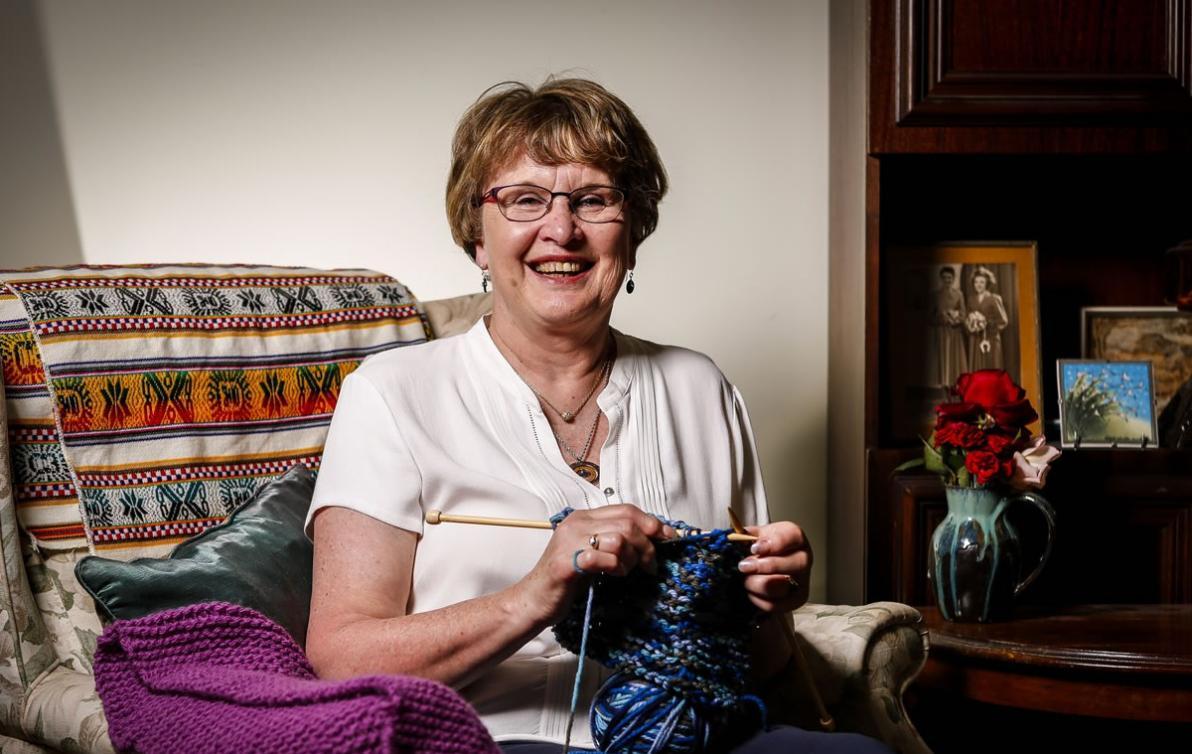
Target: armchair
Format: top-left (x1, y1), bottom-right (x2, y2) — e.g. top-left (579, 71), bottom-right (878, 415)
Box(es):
top-left (0, 265), bottom-right (929, 754)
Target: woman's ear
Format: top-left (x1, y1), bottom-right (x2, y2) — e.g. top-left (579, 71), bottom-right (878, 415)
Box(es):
top-left (474, 240), bottom-right (489, 270)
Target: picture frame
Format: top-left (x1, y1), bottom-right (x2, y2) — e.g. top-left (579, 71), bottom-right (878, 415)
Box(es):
top-left (1080, 306), bottom-right (1192, 416)
top-left (884, 241), bottom-right (1042, 443)
top-left (1057, 360), bottom-right (1157, 448)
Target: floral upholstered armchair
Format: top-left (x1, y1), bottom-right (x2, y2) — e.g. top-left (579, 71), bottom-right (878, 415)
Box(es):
top-left (0, 265), bottom-right (931, 754)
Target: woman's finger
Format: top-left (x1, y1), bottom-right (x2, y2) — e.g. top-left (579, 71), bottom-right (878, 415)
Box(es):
top-left (737, 548), bottom-right (811, 577)
top-left (573, 546), bottom-right (635, 577)
top-left (743, 572), bottom-right (809, 613)
top-left (745, 521), bottom-right (808, 557)
top-left (585, 505), bottom-right (676, 540)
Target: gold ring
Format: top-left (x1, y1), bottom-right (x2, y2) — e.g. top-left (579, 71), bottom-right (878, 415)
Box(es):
top-left (588, 533), bottom-right (600, 551)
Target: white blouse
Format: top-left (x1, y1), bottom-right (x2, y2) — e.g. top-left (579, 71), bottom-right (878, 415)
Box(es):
top-left (307, 318), bottom-right (769, 746)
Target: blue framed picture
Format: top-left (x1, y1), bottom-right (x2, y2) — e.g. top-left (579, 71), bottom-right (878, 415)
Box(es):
top-left (1057, 360), bottom-right (1157, 448)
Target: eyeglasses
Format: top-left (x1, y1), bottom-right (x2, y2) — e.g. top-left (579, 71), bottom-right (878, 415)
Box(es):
top-left (475, 184), bottom-right (626, 223)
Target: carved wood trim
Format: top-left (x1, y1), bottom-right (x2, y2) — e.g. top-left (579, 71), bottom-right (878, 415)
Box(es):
top-left (895, 0), bottom-right (1192, 125)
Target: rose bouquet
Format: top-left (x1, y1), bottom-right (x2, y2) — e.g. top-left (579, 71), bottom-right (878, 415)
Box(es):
top-left (901, 369), bottom-right (1061, 490)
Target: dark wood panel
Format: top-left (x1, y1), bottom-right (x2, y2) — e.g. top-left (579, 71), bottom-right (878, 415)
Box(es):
top-left (874, 450), bottom-right (1192, 605)
top-left (870, 0), bottom-right (1192, 152)
top-left (948, 0), bottom-right (1168, 74)
top-left (897, 0), bottom-right (1191, 124)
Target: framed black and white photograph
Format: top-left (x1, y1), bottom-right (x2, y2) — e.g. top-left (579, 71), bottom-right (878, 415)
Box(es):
top-left (884, 242), bottom-right (1042, 443)
top-left (1081, 306), bottom-right (1192, 416)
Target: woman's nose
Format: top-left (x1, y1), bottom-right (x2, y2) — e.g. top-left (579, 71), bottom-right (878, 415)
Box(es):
top-left (539, 196), bottom-right (581, 244)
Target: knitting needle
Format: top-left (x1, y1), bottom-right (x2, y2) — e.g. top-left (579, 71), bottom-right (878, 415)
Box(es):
top-left (424, 509), bottom-right (758, 542)
top-left (728, 508), bottom-right (835, 732)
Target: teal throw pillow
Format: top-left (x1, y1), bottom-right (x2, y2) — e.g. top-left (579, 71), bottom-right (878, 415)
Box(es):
top-left (75, 464), bottom-right (315, 645)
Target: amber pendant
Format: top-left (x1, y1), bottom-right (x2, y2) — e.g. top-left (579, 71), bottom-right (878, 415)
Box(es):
top-left (570, 461), bottom-right (600, 484)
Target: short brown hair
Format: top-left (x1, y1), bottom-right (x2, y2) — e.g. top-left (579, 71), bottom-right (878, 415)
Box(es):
top-left (446, 78), bottom-right (668, 260)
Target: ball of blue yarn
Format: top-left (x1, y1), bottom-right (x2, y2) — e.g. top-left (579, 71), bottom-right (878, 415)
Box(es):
top-left (552, 510), bottom-right (765, 754)
top-left (590, 673), bottom-right (710, 754)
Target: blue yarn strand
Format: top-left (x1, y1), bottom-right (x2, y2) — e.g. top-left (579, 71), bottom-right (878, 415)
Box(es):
top-left (561, 581), bottom-right (598, 754)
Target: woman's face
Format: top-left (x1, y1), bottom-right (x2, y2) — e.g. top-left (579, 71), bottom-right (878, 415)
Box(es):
top-left (973, 274), bottom-right (988, 293)
top-left (475, 155), bottom-right (633, 333)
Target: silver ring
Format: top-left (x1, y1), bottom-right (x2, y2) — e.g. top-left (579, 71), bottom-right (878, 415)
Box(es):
top-left (572, 549), bottom-right (585, 574)
top-left (588, 533), bottom-right (600, 551)
top-left (786, 575), bottom-right (800, 589)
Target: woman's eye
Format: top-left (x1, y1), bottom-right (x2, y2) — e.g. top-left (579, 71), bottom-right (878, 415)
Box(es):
top-left (575, 194), bottom-right (608, 208)
top-left (510, 193), bottom-right (547, 207)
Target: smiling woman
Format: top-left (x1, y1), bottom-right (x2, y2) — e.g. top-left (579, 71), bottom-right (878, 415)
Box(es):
top-left (303, 78), bottom-right (888, 754)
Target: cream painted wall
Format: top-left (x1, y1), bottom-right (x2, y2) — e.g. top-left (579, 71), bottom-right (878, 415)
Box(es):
top-left (18, 0), bottom-right (831, 599)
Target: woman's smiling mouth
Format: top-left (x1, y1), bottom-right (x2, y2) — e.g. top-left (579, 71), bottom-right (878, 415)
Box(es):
top-left (528, 259), bottom-right (594, 280)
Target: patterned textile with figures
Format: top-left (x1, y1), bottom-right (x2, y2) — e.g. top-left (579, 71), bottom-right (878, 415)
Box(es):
top-left (0, 265), bottom-right (428, 558)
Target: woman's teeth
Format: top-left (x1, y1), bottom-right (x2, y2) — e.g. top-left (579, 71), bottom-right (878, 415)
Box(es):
top-left (532, 261), bottom-right (585, 274)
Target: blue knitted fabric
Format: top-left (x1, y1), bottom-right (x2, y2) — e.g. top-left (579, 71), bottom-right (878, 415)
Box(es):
top-left (550, 509), bottom-right (764, 753)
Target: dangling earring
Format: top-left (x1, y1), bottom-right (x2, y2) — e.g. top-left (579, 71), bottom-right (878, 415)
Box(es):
top-left (481, 269), bottom-right (491, 293)
top-left (625, 270), bottom-right (635, 294)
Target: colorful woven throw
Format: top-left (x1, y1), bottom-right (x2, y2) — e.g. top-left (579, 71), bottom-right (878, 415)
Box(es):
top-left (0, 264), bottom-right (428, 557)
top-left (551, 509), bottom-right (766, 754)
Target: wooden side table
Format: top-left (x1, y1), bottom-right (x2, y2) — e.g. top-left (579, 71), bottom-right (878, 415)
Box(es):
top-left (916, 604), bottom-right (1192, 722)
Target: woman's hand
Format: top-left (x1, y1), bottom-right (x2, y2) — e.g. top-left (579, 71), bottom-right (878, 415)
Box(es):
top-left (513, 504), bottom-right (677, 628)
top-left (738, 521), bottom-right (812, 614)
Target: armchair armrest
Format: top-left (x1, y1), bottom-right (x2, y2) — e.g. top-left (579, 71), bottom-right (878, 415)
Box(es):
top-left (772, 602), bottom-right (931, 754)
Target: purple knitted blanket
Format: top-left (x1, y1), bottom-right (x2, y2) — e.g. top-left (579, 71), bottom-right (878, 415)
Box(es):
top-left (94, 601), bottom-right (499, 754)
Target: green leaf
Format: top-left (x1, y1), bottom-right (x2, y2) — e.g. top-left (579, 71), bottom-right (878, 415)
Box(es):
top-left (893, 458), bottom-right (925, 473)
top-left (957, 467), bottom-right (971, 487)
top-left (922, 439), bottom-right (948, 474)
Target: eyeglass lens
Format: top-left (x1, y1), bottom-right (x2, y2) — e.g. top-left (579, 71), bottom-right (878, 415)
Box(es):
top-left (494, 185), bottom-right (624, 223)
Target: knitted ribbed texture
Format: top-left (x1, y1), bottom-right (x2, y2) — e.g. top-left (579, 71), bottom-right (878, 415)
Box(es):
top-left (93, 601), bottom-right (499, 754)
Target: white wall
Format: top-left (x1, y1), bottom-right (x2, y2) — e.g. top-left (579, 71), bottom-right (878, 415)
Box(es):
top-left (12, 0), bottom-right (831, 599)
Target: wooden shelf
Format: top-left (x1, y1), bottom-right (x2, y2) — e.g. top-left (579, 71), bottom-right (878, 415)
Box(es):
top-left (917, 605), bottom-right (1192, 722)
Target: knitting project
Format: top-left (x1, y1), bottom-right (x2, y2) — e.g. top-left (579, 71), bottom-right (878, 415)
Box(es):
top-left (93, 601), bottom-right (499, 754)
top-left (551, 510), bottom-right (765, 753)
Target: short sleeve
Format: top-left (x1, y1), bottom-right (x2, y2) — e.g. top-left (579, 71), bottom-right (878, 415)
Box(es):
top-left (305, 371), bottom-right (424, 538)
top-left (729, 383), bottom-right (770, 528)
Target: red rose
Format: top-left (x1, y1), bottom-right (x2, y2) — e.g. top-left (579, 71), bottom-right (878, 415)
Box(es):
top-left (935, 401), bottom-right (982, 426)
top-left (988, 398), bottom-right (1039, 431)
top-left (954, 370), bottom-right (1025, 409)
top-left (984, 432), bottom-right (1018, 457)
top-left (965, 450), bottom-right (1004, 486)
top-left (935, 422), bottom-right (985, 449)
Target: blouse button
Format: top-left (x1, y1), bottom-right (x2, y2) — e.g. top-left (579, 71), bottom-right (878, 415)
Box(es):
top-left (603, 487), bottom-right (615, 497)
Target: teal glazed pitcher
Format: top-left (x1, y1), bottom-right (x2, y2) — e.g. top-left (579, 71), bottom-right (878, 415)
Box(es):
top-left (928, 485), bottom-right (1056, 622)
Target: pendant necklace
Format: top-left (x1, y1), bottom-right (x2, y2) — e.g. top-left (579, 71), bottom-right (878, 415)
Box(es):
top-left (531, 355), bottom-right (607, 423)
top-left (488, 322), bottom-right (613, 483)
top-left (553, 403), bottom-right (603, 484)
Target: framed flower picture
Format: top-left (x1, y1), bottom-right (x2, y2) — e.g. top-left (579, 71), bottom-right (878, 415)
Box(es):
top-left (883, 242), bottom-right (1042, 444)
top-left (1057, 360), bottom-right (1157, 448)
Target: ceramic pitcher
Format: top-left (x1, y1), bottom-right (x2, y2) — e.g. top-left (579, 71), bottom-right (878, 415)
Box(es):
top-left (928, 485), bottom-right (1056, 622)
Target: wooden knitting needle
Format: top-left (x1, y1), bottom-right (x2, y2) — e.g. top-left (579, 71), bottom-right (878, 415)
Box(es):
top-left (424, 509), bottom-right (758, 542)
top-left (727, 508), bottom-right (835, 732)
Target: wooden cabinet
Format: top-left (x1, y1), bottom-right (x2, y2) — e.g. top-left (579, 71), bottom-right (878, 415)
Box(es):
top-left (865, 0), bottom-right (1192, 605)
top-left (865, 3), bottom-right (1192, 744)
top-left (870, 0), bottom-right (1192, 154)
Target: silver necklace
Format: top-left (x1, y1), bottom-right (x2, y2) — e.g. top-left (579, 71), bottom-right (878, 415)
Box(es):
top-left (551, 403), bottom-right (603, 484)
top-left (488, 323), bottom-right (612, 483)
top-left (531, 357), bottom-right (608, 423)
top-left (490, 325), bottom-right (611, 424)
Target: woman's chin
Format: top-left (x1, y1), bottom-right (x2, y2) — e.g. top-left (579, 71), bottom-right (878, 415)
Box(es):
top-left (523, 295), bottom-right (608, 331)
